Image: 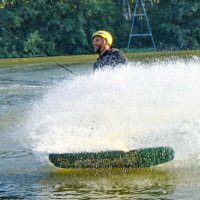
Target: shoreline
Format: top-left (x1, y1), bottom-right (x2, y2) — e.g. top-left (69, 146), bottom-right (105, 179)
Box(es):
top-left (0, 50), bottom-right (199, 66)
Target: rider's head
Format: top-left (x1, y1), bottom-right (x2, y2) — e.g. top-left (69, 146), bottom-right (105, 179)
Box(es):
top-left (92, 30), bottom-right (113, 54)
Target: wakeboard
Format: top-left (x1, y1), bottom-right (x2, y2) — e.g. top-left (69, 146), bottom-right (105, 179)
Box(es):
top-left (49, 146), bottom-right (175, 169)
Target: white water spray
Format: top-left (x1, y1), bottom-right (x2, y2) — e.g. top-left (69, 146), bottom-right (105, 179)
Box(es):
top-left (25, 58), bottom-right (200, 161)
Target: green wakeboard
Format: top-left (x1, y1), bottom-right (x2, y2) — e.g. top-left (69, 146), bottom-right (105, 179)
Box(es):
top-left (49, 146), bottom-right (174, 169)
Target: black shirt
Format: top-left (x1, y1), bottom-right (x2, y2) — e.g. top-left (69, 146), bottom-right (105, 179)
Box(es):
top-left (93, 48), bottom-right (128, 71)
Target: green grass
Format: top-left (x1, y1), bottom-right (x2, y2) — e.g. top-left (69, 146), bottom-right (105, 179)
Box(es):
top-left (0, 54), bottom-right (98, 66)
top-left (125, 49), bottom-right (200, 61)
top-left (0, 50), bottom-right (199, 67)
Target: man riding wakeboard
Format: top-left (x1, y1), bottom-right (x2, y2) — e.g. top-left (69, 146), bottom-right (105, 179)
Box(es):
top-left (92, 30), bottom-right (128, 71)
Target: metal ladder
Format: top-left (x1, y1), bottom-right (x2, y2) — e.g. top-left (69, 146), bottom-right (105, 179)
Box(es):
top-left (127, 0), bottom-right (156, 50)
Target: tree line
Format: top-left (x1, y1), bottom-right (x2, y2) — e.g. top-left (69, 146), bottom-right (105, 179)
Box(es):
top-left (0, 0), bottom-right (199, 58)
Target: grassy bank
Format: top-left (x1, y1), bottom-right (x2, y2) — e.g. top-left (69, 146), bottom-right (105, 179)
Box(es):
top-left (126, 49), bottom-right (200, 61)
top-left (0, 54), bottom-right (97, 66)
top-left (0, 50), bottom-right (199, 66)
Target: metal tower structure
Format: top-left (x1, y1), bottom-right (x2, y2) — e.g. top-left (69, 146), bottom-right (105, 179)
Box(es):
top-left (127, 0), bottom-right (156, 50)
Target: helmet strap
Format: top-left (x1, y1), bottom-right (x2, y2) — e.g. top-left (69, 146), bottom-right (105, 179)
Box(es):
top-left (99, 39), bottom-right (109, 55)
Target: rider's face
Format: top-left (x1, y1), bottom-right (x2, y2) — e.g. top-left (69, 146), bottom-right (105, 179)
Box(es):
top-left (92, 36), bottom-right (105, 53)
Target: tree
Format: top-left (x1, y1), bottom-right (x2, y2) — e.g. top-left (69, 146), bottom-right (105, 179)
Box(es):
top-left (149, 0), bottom-right (200, 50)
top-left (0, 0), bottom-right (200, 57)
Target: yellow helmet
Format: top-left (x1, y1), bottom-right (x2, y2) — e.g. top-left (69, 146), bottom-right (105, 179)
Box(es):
top-left (92, 30), bottom-right (113, 46)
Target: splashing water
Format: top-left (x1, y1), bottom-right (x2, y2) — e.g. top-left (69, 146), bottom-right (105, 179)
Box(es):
top-left (24, 58), bottom-right (200, 161)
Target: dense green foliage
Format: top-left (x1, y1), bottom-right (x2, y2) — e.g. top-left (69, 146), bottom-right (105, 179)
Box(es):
top-left (150, 0), bottom-right (200, 50)
top-left (0, 0), bottom-right (199, 58)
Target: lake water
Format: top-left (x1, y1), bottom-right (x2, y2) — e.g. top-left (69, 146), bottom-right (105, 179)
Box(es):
top-left (1, 58), bottom-right (200, 199)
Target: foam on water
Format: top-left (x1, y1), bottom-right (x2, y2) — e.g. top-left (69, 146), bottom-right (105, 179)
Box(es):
top-left (24, 58), bottom-right (200, 161)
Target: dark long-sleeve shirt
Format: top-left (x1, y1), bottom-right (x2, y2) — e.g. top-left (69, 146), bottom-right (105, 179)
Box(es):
top-left (93, 48), bottom-right (128, 71)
